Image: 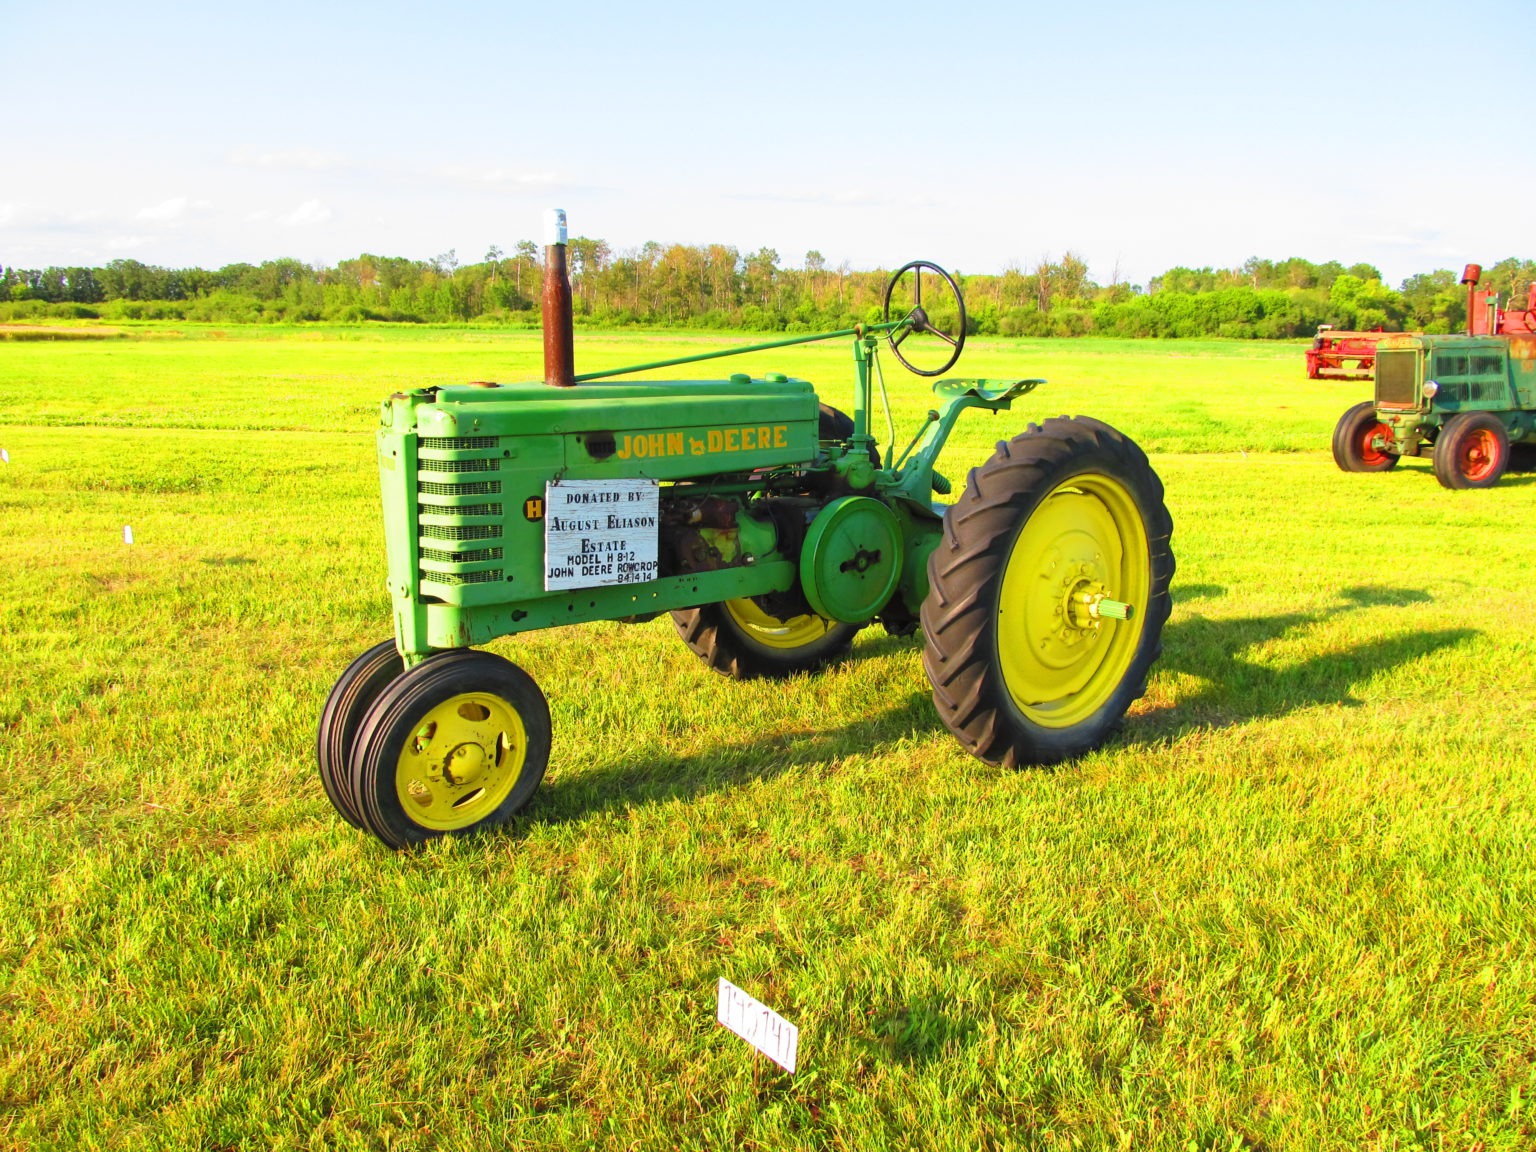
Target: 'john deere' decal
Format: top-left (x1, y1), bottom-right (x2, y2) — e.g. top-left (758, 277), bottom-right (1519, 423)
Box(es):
top-left (615, 425), bottom-right (789, 460)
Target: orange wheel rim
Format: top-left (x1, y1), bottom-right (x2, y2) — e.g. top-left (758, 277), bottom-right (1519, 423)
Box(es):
top-left (1459, 429), bottom-right (1501, 481)
top-left (1359, 422), bottom-right (1392, 466)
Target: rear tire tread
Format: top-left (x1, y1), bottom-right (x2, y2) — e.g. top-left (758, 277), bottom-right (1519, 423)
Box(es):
top-left (921, 416), bottom-right (1174, 768)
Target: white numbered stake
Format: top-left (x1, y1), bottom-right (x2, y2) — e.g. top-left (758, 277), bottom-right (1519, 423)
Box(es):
top-left (716, 978), bottom-right (799, 1073)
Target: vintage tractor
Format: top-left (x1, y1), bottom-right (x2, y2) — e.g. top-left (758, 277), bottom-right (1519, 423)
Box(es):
top-left (1307, 326), bottom-right (1395, 380)
top-left (1332, 265), bottom-right (1536, 488)
top-left (317, 211), bottom-right (1175, 849)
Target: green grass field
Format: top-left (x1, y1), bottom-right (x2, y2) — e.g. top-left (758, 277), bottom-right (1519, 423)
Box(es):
top-left (1, 324), bottom-right (1532, 1151)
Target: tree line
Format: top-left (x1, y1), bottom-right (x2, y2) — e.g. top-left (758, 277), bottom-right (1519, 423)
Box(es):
top-left (3, 242), bottom-right (1533, 339)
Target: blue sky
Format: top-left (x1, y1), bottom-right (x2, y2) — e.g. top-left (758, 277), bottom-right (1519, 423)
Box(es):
top-left (6, 0), bottom-right (1533, 287)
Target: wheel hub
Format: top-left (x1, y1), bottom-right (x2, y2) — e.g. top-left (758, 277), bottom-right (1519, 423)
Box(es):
top-left (1035, 560), bottom-right (1112, 663)
top-left (1065, 577), bottom-right (1110, 631)
top-left (1462, 430), bottom-right (1497, 478)
top-left (443, 741), bottom-right (489, 787)
top-left (996, 476), bottom-right (1150, 726)
top-left (393, 692), bottom-right (527, 829)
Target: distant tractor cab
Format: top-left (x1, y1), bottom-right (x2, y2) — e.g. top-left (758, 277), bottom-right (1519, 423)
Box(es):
top-left (1332, 264), bottom-right (1536, 488)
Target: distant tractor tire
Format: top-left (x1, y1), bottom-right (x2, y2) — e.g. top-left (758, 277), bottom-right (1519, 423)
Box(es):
top-left (1433, 412), bottom-right (1510, 489)
top-left (316, 639), bottom-right (405, 829)
top-left (671, 599), bottom-right (859, 680)
top-left (348, 650), bottom-right (551, 850)
top-left (1332, 401), bottom-right (1399, 473)
top-left (921, 416), bottom-right (1174, 767)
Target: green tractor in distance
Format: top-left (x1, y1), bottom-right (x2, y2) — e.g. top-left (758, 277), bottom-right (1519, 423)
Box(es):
top-left (1332, 264), bottom-right (1536, 488)
top-left (317, 211), bottom-right (1175, 850)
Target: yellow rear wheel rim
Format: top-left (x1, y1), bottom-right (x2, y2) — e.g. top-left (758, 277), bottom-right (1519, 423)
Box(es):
top-left (724, 598), bottom-right (833, 650)
top-left (997, 474), bottom-right (1150, 728)
top-left (394, 692), bottom-right (528, 830)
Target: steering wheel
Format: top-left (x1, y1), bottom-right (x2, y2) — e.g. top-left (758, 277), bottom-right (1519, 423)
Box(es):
top-left (882, 260), bottom-right (967, 376)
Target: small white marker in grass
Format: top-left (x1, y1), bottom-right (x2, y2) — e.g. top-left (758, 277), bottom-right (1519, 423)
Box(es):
top-left (1, 448), bottom-right (8, 463)
top-left (123, 525), bottom-right (134, 544)
top-left (717, 978), bottom-right (798, 1073)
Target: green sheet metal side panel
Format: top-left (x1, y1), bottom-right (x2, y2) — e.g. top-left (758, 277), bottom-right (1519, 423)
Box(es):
top-left (1422, 336), bottom-right (1516, 414)
top-left (377, 377), bottom-right (819, 643)
top-left (426, 561), bottom-right (799, 649)
top-left (1511, 335), bottom-right (1536, 410)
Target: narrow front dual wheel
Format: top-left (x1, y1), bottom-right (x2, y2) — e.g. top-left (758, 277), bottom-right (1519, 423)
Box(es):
top-left (922, 417), bottom-right (1174, 766)
top-left (317, 648), bottom-right (550, 850)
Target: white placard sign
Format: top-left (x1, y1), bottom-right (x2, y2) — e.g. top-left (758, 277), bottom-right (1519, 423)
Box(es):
top-left (543, 479), bottom-right (659, 591)
top-left (716, 978), bottom-right (799, 1073)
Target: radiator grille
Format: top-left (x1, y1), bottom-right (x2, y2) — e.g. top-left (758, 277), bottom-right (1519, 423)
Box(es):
top-left (418, 480), bottom-right (502, 497)
top-left (419, 457), bottom-right (501, 473)
top-left (412, 435), bottom-right (507, 588)
top-left (419, 503), bottom-right (502, 518)
top-left (421, 435), bottom-right (499, 450)
top-left (1375, 350), bottom-right (1419, 407)
top-left (420, 546), bottom-right (504, 564)
top-left (421, 523), bottom-right (500, 541)
top-left (420, 569), bottom-right (502, 586)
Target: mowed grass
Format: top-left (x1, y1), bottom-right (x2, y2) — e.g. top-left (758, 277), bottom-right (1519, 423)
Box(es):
top-left (0, 326), bottom-right (1533, 1151)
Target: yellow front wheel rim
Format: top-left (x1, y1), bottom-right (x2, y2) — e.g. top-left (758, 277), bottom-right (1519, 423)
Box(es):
top-left (724, 598), bottom-right (834, 650)
top-left (997, 473), bottom-right (1150, 728)
top-left (394, 692), bottom-right (528, 830)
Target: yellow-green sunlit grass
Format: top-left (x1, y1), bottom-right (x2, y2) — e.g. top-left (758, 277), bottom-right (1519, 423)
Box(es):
top-left (0, 326), bottom-right (1531, 1150)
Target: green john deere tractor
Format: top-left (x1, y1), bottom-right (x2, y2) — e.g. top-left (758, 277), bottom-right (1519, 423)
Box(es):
top-left (317, 211), bottom-right (1175, 849)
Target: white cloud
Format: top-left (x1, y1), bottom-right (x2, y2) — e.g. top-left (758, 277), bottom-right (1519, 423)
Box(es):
top-left (229, 148), bottom-right (345, 171)
top-left (281, 199), bottom-right (332, 226)
top-left (137, 197), bottom-right (190, 222)
top-left (107, 235), bottom-right (149, 250)
top-left (727, 187), bottom-right (941, 209)
top-left (440, 164), bottom-right (560, 187)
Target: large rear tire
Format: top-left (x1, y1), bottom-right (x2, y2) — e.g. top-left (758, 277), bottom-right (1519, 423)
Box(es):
top-left (671, 599), bottom-right (858, 679)
top-left (921, 416), bottom-right (1174, 767)
top-left (1433, 412), bottom-right (1509, 489)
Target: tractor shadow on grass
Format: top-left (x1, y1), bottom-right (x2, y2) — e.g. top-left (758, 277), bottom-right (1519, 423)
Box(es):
top-left (1123, 582), bottom-right (1472, 744)
top-left (531, 676), bottom-right (938, 829)
top-left (519, 584), bottom-right (1467, 830)
top-left (865, 994), bottom-right (980, 1066)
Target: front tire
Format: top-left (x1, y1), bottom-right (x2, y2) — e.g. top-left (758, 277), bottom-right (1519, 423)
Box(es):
top-left (349, 650), bottom-right (551, 850)
top-left (1332, 401), bottom-right (1399, 472)
top-left (921, 416), bottom-right (1174, 767)
top-left (671, 599), bottom-right (858, 679)
top-left (316, 640), bottom-right (405, 829)
top-left (1433, 412), bottom-right (1509, 489)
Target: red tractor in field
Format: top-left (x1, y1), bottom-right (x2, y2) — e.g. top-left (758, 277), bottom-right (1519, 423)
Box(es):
top-left (1307, 263), bottom-right (1536, 380)
top-left (1462, 263), bottom-right (1536, 336)
top-left (1306, 327), bottom-right (1391, 380)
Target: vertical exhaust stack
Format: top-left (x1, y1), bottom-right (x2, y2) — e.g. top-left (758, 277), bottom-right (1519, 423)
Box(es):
top-left (542, 208), bottom-right (576, 387)
top-left (1461, 263), bottom-right (1483, 336)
